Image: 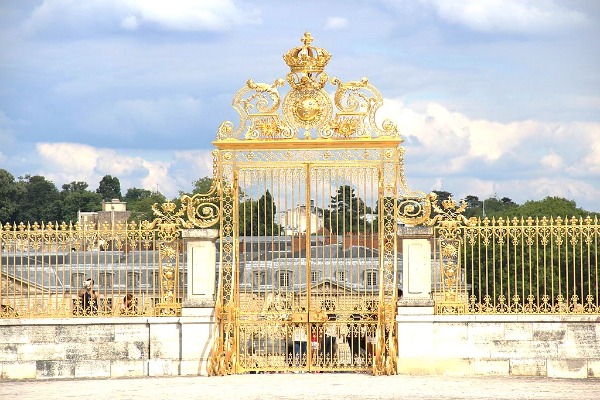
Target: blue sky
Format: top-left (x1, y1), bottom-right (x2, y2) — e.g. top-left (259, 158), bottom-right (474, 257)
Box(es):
top-left (1, 0), bottom-right (599, 211)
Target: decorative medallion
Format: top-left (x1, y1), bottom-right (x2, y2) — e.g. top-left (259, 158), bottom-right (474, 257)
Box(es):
top-left (295, 96), bottom-right (320, 121)
top-left (283, 88), bottom-right (332, 130)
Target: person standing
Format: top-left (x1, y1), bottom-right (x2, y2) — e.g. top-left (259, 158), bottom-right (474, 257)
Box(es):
top-left (323, 314), bottom-right (338, 364)
top-left (292, 324), bottom-right (308, 368)
top-left (77, 278), bottom-right (99, 316)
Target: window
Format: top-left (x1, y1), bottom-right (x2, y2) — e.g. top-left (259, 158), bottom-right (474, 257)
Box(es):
top-left (71, 272), bottom-right (84, 289)
top-left (279, 271), bottom-right (290, 288)
top-left (127, 271), bottom-right (140, 289)
top-left (253, 271), bottom-right (265, 286)
top-left (310, 270), bottom-right (319, 284)
top-left (365, 270), bottom-right (377, 287)
top-left (99, 272), bottom-right (113, 289)
top-left (337, 270), bottom-right (346, 282)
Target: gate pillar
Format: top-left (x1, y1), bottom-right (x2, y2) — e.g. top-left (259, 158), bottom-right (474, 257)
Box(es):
top-left (181, 228), bottom-right (219, 314)
top-left (398, 226), bottom-right (434, 314)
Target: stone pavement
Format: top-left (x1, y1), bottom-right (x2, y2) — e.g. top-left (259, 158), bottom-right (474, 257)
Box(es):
top-left (2, 373), bottom-right (599, 400)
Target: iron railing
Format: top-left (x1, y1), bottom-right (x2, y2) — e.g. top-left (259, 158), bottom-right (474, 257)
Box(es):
top-left (0, 221), bottom-right (183, 318)
top-left (433, 215), bottom-right (600, 314)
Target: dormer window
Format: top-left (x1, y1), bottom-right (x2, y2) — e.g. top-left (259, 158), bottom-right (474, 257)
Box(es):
top-left (311, 270), bottom-right (319, 283)
top-left (253, 271), bottom-right (265, 286)
top-left (279, 271), bottom-right (291, 288)
top-left (99, 272), bottom-right (113, 289)
top-left (365, 270), bottom-right (377, 287)
top-left (127, 271), bottom-right (140, 289)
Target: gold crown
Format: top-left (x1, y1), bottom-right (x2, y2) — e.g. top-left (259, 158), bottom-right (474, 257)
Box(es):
top-left (283, 32), bottom-right (332, 74)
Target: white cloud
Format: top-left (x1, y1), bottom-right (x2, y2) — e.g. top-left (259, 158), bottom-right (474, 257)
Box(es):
top-left (540, 152), bottom-right (564, 170)
top-left (422, 0), bottom-right (588, 34)
top-left (14, 106), bottom-right (600, 213)
top-left (578, 138), bottom-right (600, 176)
top-left (32, 143), bottom-right (216, 198)
top-left (376, 99), bottom-right (600, 209)
top-left (23, 0), bottom-right (261, 34)
top-left (325, 17), bottom-right (348, 30)
top-left (379, 99), bottom-right (529, 162)
top-left (173, 150), bottom-right (214, 176)
top-left (122, 0), bottom-right (261, 31)
top-left (34, 143), bottom-right (175, 195)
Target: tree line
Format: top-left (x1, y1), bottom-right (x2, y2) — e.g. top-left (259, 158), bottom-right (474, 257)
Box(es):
top-left (434, 190), bottom-right (597, 220)
top-left (0, 169), bottom-right (597, 226)
top-left (0, 169), bottom-right (167, 224)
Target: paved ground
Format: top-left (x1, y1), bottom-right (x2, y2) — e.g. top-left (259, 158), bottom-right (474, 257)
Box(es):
top-left (3, 373), bottom-right (599, 400)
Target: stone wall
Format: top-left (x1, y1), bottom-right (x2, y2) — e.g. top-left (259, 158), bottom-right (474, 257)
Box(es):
top-left (0, 309), bottom-right (215, 379)
top-left (2, 312), bottom-right (599, 379)
top-left (397, 313), bottom-right (600, 379)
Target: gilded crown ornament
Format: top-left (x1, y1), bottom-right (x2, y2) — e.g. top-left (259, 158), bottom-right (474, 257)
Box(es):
top-left (282, 31), bottom-right (332, 74)
top-left (215, 32), bottom-right (401, 142)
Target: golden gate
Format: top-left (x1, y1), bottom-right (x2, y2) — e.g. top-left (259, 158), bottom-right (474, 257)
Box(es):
top-left (206, 32), bottom-right (430, 375)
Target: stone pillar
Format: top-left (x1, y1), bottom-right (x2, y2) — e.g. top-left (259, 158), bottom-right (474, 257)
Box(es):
top-left (180, 228), bottom-right (219, 376)
top-left (181, 228), bottom-right (219, 315)
top-left (397, 226), bottom-right (434, 314)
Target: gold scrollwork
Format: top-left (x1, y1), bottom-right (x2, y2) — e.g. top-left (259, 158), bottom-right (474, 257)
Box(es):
top-left (396, 195), bottom-right (433, 226)
top-left (214, 32), bottom-right (402, 144)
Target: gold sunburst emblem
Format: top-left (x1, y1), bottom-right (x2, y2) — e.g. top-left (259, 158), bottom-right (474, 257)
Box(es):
top-left (294, 96), bottom-right (321, 121)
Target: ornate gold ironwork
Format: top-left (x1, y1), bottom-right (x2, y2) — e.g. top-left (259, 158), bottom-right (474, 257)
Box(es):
top-left (215, 32), bottom-right (409, 145)
top-left (431, 197), bottom-right (600, 315)
top-left (208, 32), bottom-right (433, 376)
top-left (0, 219), bottom-right (182, 318)
top-left (0, 159), bottom-right (225, 318)
top-left (427, 195), bottom-right (472, 314)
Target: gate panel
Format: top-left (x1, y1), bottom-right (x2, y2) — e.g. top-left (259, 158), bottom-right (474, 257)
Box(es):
top-left (236, 163), bottom-right (384, 372)
top-left (236, 166), bottom-right (309, 372)
top-left (308, 164), bottom-right (381, 372)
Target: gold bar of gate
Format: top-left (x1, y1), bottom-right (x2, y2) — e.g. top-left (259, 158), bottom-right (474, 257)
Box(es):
top-left (304, 164), bottom-right (312, 369)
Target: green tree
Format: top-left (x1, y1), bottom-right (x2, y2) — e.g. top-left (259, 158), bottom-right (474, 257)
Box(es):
top-left (505, 196), bottom-right (594, 219)
top-left (239, 198), bottom-right (256, 236)
top-left (501, 196), bottom-right (516, 206)
top-left (15, 175), bottom-right (61, 223)
top-left (96, 175), bottom-right (121, 201)
top-left (432, 190), bottom-right (453, 204)
top-left (60, 181), bottom-right (102, 222)
top-left (0, 169), bottom-right (24, 223)
top-left (240, 190), bottom-right (279, 236)
top-left (62, 181), bottom-right (90, 192)
top-left (478, 196), bottom-right (518, 218)
top-left (255, 190), bottom-right (278, 235)
top-left (463, 194), bottom-right (481, 218)
top-left (191, 177), bottom-right (215, 195)
top-left (462, 196), bottom-right (598, 311)
top-left (124, 187), bottom-right (166, 221)
top-left (326, 185), bottom-right (368, 234)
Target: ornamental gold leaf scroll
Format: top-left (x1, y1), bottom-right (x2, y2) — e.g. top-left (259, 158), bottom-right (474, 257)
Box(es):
top-left (147, 180), bottom-right (221, 316)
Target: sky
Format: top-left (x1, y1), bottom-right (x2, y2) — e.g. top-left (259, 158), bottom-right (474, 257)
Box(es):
top-left (0, 0), bottom-right (599, 211)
